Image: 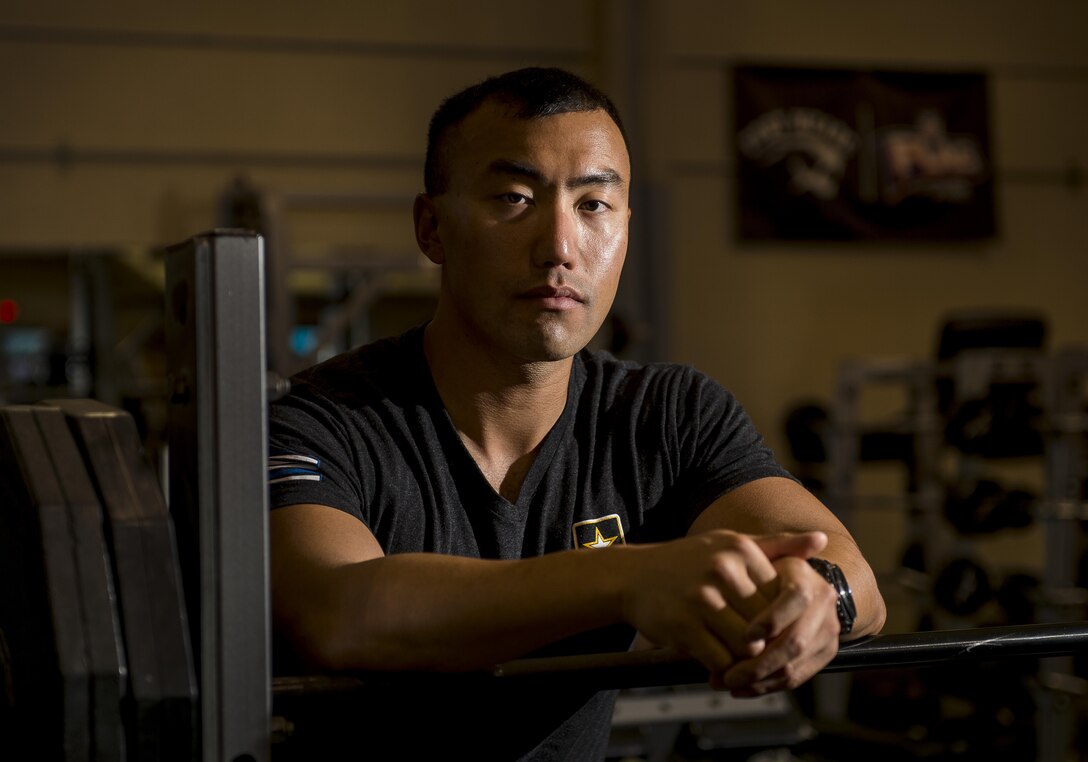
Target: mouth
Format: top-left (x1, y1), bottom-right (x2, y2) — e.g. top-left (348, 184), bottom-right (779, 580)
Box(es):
top-left (517, 285), bottom-right (586, 310)
top-left (519, 285), bottom-right (585, 301)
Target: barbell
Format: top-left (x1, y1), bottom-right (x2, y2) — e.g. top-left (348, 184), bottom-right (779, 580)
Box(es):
top-left (270, 620), bottom-right (1088, 695)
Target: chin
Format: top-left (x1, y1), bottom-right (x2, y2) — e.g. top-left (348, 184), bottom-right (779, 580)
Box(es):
top-left (500, 315), bottom-right (603, 363)
top-left (517, 332), bottom-right (589, 364)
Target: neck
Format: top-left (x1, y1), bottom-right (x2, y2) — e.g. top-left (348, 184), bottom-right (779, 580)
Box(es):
top-left (423, 319), bottom-right (572, 454)
top-left (422, 318), bottom-right (572, 501)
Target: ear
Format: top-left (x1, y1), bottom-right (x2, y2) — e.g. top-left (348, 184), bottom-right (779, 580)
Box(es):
top-left (413, 194), bottom-right (445, 265)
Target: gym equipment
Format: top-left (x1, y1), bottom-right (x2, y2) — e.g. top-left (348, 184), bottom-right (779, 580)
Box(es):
top-left (936, 311), bottom-right (1048, 459)
top-left (943, 478), bottom-right (1035, 535)
top-left (47, 399), bottom-right (198, 762)
top-left (0, 406), bottom-right (102, 760)
top-left (944, 390), bottom-right (1045, 458)
top-left (995, 572), bottom-right (1042, 625)
top-left (163, 231), bottom-right (271, 762)
top-left (8, 233), bottom-right (1087, 760)
top-left (785, 402), bottom-right (832, 464)
top-left (264, 620), bottom-right (1088, 729)
top-left (784, 401), bottom-right (915, 467)
top-left (0, 400), bottom-right (202, 762)
top-left (933, 557), bottom-right (993, 616)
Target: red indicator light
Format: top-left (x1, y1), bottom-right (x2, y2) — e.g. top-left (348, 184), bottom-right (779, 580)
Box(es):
top-left (0, 298), bottom-right (19, 324)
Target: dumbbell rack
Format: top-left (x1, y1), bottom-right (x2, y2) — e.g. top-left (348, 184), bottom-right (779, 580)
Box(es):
top-left (827, 347), bottom-right (1088, 762)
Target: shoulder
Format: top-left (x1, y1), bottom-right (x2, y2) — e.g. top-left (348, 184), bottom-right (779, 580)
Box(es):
top-left (286, 324), bottom-right (429, 407)
top-left (575, 348), bottom-right (725, 405)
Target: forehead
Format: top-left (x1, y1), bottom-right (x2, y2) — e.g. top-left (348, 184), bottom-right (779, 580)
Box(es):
top-left (441, 103), bottom-right (630, 187)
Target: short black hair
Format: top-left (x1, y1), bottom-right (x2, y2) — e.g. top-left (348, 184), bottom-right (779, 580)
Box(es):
top-left (423, 67), bottom-right (629, 195)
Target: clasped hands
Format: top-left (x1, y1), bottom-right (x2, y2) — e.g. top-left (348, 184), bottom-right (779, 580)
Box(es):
top-left (624, 530), bottom-right (841, 696)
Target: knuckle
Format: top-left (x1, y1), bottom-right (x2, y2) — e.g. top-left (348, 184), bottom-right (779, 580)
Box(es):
top-left (706, 528), bottom-right (739, 546)
top-left (782, 632), bottom-right (807, 659)
top-left (695, 584), bottom-right (721, 610)
top-left (782, 664), bottom-right (807, 688)
top-left (709, 553), bottom-right (743, 586)
top-left (779, 663), bottom-right (799, 685)
top-left (782, 579), bottom-right (809, 604)
top-left (731, 534), bottom-right (760, 558)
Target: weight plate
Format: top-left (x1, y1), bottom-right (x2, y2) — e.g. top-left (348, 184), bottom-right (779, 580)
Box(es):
top-left (33, 405), bottom-right (126, 761)
top-left (49, 399), bottom-right (198, 762)
top-left (0, 406), bottom-right (91, 760)
top-left (934, 557), bottom-right (993, 616)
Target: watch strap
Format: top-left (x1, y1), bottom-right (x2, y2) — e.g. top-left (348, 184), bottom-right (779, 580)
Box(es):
top-left (807, 557), bottom-right (856, 635)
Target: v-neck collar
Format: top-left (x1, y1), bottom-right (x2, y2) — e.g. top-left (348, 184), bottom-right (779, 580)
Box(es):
top-left (410, 328), bottom-right (583, 511)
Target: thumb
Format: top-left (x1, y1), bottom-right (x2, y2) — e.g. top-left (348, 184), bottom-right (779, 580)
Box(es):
top-left (754, 530), bottom-right (828, 561)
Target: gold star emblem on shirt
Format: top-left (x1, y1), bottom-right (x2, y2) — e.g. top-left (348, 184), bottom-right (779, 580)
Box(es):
top-left (582, 526), bottom-right (618, 549)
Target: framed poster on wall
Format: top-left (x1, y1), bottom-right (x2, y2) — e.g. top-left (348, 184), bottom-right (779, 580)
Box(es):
top-left (734, 66), bottom-right (995, 241)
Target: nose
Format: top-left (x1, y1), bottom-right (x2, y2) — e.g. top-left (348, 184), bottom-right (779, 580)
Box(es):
top-left (532, 202), bottom-right (577, 270)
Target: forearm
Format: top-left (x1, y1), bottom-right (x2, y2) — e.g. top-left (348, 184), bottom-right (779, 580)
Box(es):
top-left (282, 547), bottom-right (635, 673)
top-left (277, 527), bottom-right (796, 678)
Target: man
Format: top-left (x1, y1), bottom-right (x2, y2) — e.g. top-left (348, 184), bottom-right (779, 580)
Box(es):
top-left (268, 67), bottom-right (884, 760)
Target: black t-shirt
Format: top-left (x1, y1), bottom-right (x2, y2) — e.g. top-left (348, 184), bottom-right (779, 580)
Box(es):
top-left (267, 325), bottom-right (792, 761)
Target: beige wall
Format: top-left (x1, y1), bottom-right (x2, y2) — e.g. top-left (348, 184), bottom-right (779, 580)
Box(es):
top-left (2, 0), bottom-right (1086, 453)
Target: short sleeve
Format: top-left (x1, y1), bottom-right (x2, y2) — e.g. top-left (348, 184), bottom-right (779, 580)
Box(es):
top-left (674, 370), bottom-right (795, 526)
top-left (267, 387), bottom-right (366, 521)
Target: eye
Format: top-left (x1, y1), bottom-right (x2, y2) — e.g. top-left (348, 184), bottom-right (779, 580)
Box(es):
top-left (580, 199), bottom-right (610, 213)
top-left (499, 192), bottom-right (530, 205)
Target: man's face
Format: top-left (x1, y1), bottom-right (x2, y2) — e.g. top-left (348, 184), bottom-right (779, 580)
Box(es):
top-left (416, 102), bottom-right (631, 364)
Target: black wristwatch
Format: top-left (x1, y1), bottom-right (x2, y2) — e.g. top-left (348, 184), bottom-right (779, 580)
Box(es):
top-left (807, 558), bottom-right (856, 635)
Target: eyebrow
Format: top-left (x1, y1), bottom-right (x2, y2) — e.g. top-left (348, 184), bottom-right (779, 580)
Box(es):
top-left (486, 158), bottom-right (626, 190)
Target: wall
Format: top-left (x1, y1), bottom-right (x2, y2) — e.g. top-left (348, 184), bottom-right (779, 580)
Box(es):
top-left (0, 1), bottom-right (596, 252)
top-left (2, 0), bottom-right (1085, 454)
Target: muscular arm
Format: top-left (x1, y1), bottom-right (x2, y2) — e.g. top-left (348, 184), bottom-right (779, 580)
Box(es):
top-left (271, 502), bottom-right (818, 676)
top-left (271, 503), bottom-right (622, 672)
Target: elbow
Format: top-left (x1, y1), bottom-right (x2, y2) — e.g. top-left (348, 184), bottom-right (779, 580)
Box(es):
top-left (272, 565), bottom-right (367, 672)
top-left (273, 578), bottom-right (442, 673)
top-left (850, 580), bottom-right (887, 640)
top-left (862, 594), bottom-right (888, 638)
top-left (274, 599), bottom-right (348, 672)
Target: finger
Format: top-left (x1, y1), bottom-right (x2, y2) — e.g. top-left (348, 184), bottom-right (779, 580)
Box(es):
top-left (704, 599), bottom-right (765, 659)
top-left (724, 609), bottom-right (840, 693)
top-left (747, 532), bottom-right (828, 610)
top-left (745, 559), bottom-right (834, 641)
top-left (702, 533), bottom-right (785, 622)
top-left (722, 634), bottom-right (796, 691)
top-left (754, 531), bottom-right (828, 562)
top-left (695, 582), bottom-right (767, 654)
top-left (708, 554), bottom-right (775, 623)
top-left (680, 628), bottom-right (738, 680)
top-left (729, 666), bottom-right (792, 697)
top-left (730, 636), bottom-right (839, 696)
